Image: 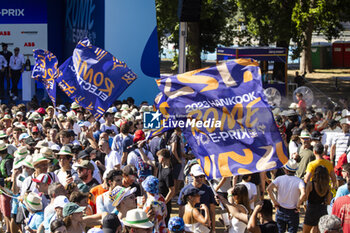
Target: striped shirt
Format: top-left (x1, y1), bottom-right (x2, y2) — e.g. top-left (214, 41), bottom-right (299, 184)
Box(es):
top-left (332, 133), bottom-right (350, 163)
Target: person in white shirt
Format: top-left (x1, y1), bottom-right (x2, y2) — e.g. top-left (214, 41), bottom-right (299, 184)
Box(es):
top-left (54, 146), bottom-right (79, 187)
top-left (100, 112), bottom-right (119, 135)
top-left (99, 139), bottom-right (120, 172)
top-left (9, 47), bottom-right (25, 100)
top-left (267, 159), bottom-right (306, 233)
top-left (0, 54), bottom-right (7, 102)
top-left (239, 174), bottom-right (257, 210)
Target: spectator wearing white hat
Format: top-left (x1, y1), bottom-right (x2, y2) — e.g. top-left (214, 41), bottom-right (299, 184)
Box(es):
top-left (296, 131), bottom-right (315, 179)
top-left (40, 183), bottom-right (67, 233)
top-left (23, 192), bottom-right (44, 233)
top-left (178, 164), bottom-right (217, 232)
top-left (267, 159), bottom-right (305, 233)
top-left (12, 155), bottom-right (34, 195)
top-left (54, 145), bottom-right (79, 187)
top-left (44, 195), bottom-right (70, 232)
top-left (122, 209), bottom-right (154, 233)
top-left (20, 153), bottom-right (58, 197)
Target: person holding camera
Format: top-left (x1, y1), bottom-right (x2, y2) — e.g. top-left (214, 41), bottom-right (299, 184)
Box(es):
top-left (54, 146), bottom-right (78, 187)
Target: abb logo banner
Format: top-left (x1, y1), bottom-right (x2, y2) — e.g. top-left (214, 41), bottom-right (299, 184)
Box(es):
top-left (24, 42), bottom-right (35, 47)
top-left (0, 31), bottom-right (10, 36)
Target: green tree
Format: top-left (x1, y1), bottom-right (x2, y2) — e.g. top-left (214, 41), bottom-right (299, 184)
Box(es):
top-left (156, 0), bottom-right (237, 71)
top-left (236, 0), bottom-right (297, 81)
top-left (292, 0), bottom-right (349, 73)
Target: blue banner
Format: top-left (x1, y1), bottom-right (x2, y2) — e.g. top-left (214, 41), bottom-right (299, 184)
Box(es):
top-left (57, 38), bottom-right (137, 119)
top-left (32, 49), bottom-right (58, 105)
top-left (0, 0), bottom-right (47, 24)
top-left (156, 59), bottom-right (288, 179)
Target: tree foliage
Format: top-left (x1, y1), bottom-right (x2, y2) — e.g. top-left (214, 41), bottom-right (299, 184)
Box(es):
top-left (156, 0), bottom-right (237, 70)
top-left (156, 0), bottom-right (350, 72)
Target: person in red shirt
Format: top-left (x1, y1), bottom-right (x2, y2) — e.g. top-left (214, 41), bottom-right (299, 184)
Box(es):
top-left (296, 92), bottom-right (306, 116)
top-left (332, 181), bottom-right (350, 232)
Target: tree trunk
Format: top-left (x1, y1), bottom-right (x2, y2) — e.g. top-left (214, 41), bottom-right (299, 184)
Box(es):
top-left (187, 22), bottom-right (201, 70)
top-left (299, 21), bottom-right (314, 74)
top-left (299, 0), bottom-right (315, 74)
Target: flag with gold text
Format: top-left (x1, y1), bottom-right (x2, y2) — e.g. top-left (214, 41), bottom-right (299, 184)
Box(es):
top-left (57, 38), bottom-right (137, 119)
top-left (155, 59), bottom-right (288, 179)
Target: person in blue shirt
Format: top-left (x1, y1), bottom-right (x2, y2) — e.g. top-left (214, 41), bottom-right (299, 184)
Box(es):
top-left (23, 192), bottom-right (44, 233)
top-left (335, 163), bottom-right (350, 199)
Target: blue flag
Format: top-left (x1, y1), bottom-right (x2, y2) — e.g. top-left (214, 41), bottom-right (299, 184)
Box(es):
top-left (155, 59), bottom-right (288, 179)
top-left (57, 38), bottom-right (137, 119)
top-left (32, 49), bottom-right (59, 105)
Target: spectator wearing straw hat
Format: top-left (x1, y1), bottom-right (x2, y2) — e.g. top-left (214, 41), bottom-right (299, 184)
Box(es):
top-left (0, 130), bottom-right (16, 156)
top-left (110, 186), bottom-right (137, 219)
top-left (54, 145), bottom-right (78, 187)
top-left (267, 159), bottom-right (305, 233)
top-left (23, 192), bottom-right (44, 233)
top-left (296, 131), bottom-right (315, 179)
top-left (20, 153), bottom-right (58, 197)
top-left (12, 155), bottom-right (34, 195)
top-left (122, 209), bottom-right (154, 233)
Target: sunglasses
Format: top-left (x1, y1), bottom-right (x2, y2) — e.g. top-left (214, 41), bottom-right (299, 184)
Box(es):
top-left (194, 175), bottom-right (205, 179)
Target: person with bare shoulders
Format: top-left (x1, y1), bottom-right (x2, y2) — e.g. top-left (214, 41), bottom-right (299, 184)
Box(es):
top-left (182, 186), bottom-right (210, 233)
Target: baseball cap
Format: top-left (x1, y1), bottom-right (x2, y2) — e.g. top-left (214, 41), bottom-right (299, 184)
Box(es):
top-left (183, 186), bottom-right (205, 198)
top-left (102, 213), bottom-right (121, 233)
top-left (19, 133), bottom-right (30, 142)
top-left (77, 150), bottom-right (90, 159)
top-left (133, 130), bottom-right (145, 143)
top-left (53, 195), bottom-right (70, 209)
top-left (190, 164), bottom-right (205, 177)
top-left (32, 126), bottom-right (39, 133)
top-left (63, 203), bottom-right (85, 218)
top-left (32, 173), bottom-right (52, 184)
top-left (76, 160), bottom-right (94, 171)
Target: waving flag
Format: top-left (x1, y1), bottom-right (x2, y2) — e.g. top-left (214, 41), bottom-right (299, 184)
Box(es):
top-left (57, 38), bottom-right (137, 119)
top-left (155, 59), bottom-right (288, 179)
top-left (32, 49), bottom-right (59, 105)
